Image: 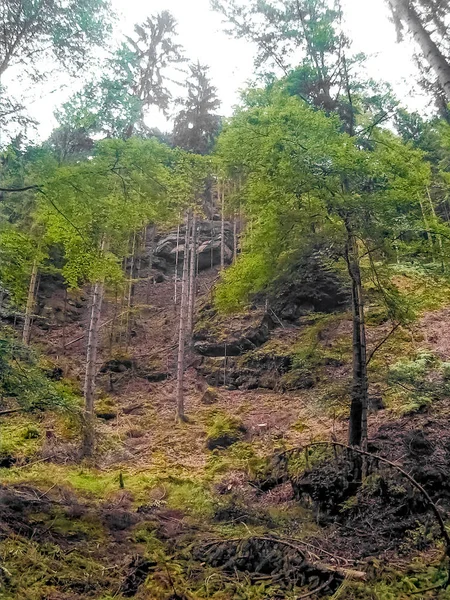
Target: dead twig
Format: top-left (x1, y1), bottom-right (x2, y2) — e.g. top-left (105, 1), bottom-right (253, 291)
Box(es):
top-left (295, 575), bottom-right (334, 599)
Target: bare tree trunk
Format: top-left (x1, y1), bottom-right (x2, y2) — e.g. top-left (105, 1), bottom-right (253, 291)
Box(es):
top-left (22, 258), bottom-right (39, 345)
top-left (187, 213), bottom-right (197, 339)
top-left (345, 223), bottom-right (368, 449)
top-left (146, 225), bottom-right (156, 305)
top-left (125, 233), bottom-right (136, 346)
top-left (388, 0), bottom-right (450, 100)
top-left (418, 195), bottom-right (435, 261)
top-left (220, 180), bottom-right (225, 270)
top-left (82, 278), bottom-right (105, 457)
top-left (233, 213), bottom-right (238, 262)
top-left (427, 187), bottom-right (445, 272)
top-left (176, 212), bottom-right (192, 422)
top-left (174, 223), bottom-right (180, 304)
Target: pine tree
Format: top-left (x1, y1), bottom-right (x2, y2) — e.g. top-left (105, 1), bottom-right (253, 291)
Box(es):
top-left (173, 62), bottom-right (221, 155)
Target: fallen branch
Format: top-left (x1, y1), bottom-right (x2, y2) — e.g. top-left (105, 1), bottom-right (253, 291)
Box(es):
top-left (296, 575), bottom-right (334, 599)
top-left (64, 311), bottom-right (128, 348)
top-left (0, 408), bottom-right (24, 416)
top-left (203, 535), bottom-right (365, 581)
top-left (0, 185), bottom-right (41, 193)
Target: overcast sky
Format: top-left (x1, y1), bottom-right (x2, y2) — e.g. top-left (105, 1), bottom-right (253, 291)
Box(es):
top-left (20, 0), bottom-right (427, 140)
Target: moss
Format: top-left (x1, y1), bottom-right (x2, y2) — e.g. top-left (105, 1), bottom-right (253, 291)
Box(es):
top-left (205, 412), bottom-right (246, 450)
top-left (0, 417), bottom-right (44, 462)
top-left (206, 441), bottom-right (268, 478)
top-left (340, 559), bottom-right (450, 599)
top-left (0, 536), bottom-right (118, 600)
top-left (165, 479), bottom-right (215, 517)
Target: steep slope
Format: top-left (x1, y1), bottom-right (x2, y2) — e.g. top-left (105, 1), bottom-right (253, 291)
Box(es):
top-left (2, 225), bottom-right (450, 599)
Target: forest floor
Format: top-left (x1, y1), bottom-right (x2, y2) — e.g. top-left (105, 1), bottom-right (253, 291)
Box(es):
top-left (3, 260), bottom-right (450, 599)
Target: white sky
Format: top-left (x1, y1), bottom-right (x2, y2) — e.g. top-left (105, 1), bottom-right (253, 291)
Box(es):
top-left (12, 0), bottom-right (428, 141)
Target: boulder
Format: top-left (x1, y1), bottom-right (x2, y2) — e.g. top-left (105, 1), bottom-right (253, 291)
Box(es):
top-left (269, 256), bottom-right (350, 322)
top-left (201, 387), bottom-right (219, 405)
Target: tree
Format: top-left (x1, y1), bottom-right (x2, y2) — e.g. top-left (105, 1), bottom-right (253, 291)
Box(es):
top-left (387, 0), bottom-right (450, 108)
top-left (176, 211), bottom-right (192, 423)
top-left (215, 85), bottom-right (429, 446)
top-left (212, 0), bottom-right (350, 112)
top-left (212, 0), bottom-right (399, 135)
top-left (37, 137), bottom-right (175, 454)
top-left (0, 0), bottom-right (113, 137)
top-left (0, 0), bottom-right (113, 78)
top-left (59, 11), bottom-right (186, 139)
top-left (173, 62), bottom-right (222, 154)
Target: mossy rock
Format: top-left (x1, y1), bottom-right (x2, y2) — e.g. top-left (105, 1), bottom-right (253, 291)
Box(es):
top-left (280, 369), bottom-right (316, 391)
top-left (201, 387), bottom-right (219, 405)
top-left (206, 413), bottom-right (246, 450)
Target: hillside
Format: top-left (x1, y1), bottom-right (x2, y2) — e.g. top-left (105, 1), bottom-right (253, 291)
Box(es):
top-left (3, 1), bottom-right (450, 597)
top-left (2, 223), bottom-right (450, 600)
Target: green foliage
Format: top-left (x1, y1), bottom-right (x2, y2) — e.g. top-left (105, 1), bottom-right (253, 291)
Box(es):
top-left (173, 62), bottom-right (222, 154)
top-left (0, 335), bottom-right (80, 414)
top-left (214, 85), bottom-right (430, 313)
top-left (387, 350), bottom-right (450, 414)
top-left (0, 418), bottom-right (43, 462)
top-left (165, 479), bottom-right (215, 517)
top-left (0, 229), bottom-right (47, 308)
top-left (207, 442), bottom-right (268, 478)
top-left (57, 11), bottom-right (185, 138)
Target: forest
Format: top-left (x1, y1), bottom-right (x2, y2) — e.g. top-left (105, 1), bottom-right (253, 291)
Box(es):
top-left (2, 0), bottom-right (450, 598)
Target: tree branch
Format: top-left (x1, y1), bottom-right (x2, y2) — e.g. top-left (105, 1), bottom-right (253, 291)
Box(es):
top-left (0, 185), bottom-right (41, 193)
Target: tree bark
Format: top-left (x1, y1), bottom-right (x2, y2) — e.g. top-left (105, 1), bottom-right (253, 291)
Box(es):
top-left (233, 213), bottom-right (238, 262)
top-left (176, 212), bottom-right (192, 422)
top-left (125, 233), bottom-right (136, 346)
top-left (220, 180), bottom-right (225, 270)
top-left (22, 258), bottom-right (39, 345)
top-left (388, 0), bottom-right (450, 100)
top-left (146, 225), bottom-right (156, 305)
top-left (83, 243), bottom-right (106, 457)
top-left (345, 223), bottom-right (368, 449)
top-left (187, 213), bottom-right (197, 339)
top-left (174, 223), bottom-right (180, 304)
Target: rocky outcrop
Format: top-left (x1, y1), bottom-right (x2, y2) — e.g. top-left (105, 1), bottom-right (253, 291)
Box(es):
top-left (154, 220), bottom-right (234, 273)
top-left (268, 256), bottom-right (350, 322)
top-left (198, 352), bottom-right (294, 390)
top-left (194, 311), bottom-right (275, 357)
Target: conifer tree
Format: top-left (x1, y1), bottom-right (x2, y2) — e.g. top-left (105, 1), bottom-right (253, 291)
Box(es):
top-left (173, 62), bottom-right (221, 155)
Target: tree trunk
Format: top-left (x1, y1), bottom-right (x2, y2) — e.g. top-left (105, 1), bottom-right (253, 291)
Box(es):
top-left (427, 187), bottom-right (445, 272)
top-left (176, 212), bottom-right (192, 422)
top-left (146, 225), bottom-right (156, 305)
top-left (126, 233), bottom-right (136, 346)
top-left (389, 0), bottom-right (450, 100)
top-left (220, 180), bottom-right (225, 270)
top-left (83, 238), bottom-right (106, 457)
top-left (345, 224), bottom-right (368, 449)
top-left (22, 258), bottom-right (39, 345)
top-left (174, 223), bottom-right (180, 304)
top-left (233, 213), bottom-right (238, 262)
top-left (187, 213), bottom-right (197, 339)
